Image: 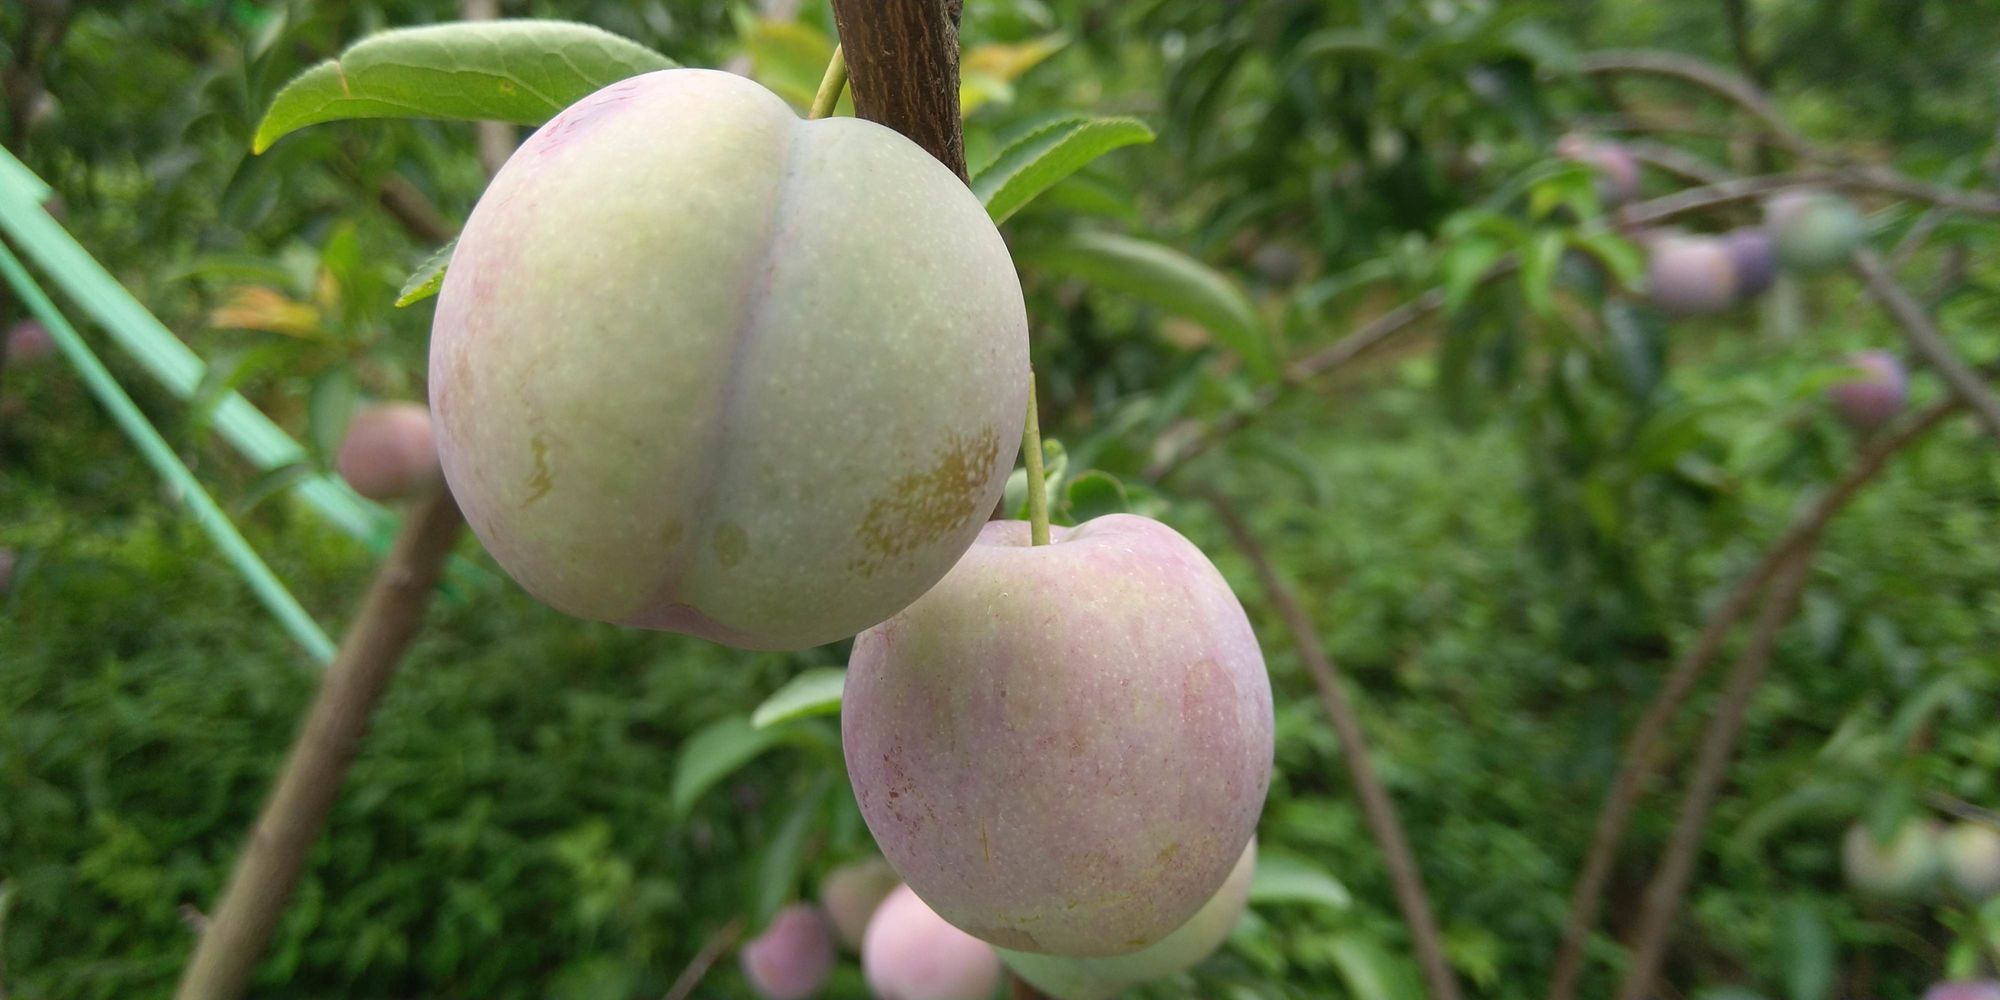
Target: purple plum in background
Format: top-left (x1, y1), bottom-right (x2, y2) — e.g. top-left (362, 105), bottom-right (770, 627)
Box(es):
top-left (1645, 235), bottom-right (1739, 316)
top-left (1923, 983), bottom-right (2000, 1000)
top-left (5, 321), bottom-right (54, 365)
top-left (844, 514), bottom-right (1274, 957)
top-left (1557, 133), bottom-right (1642, 206)
top-left (1826, 351), bottom-right (1907, 433)
top-left (739, 904), bottom-right (835, 1000)
top-left (863, 885), bottom-right (1001, 1000)
top-left (1720, 228), bottom-right (1777, 299)
top-left (336, 403), bottom-right (442, 503)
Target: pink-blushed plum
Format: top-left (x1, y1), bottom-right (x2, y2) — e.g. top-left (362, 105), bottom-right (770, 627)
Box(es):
top-left (1766, 190), bottom-right (1865, 272)
top-left (1940, 821), bottom-right (2000, 901)
top-left (1645, 235), bottom-right (1738, 316)
top-left (431, 69), bottom-right (1029, 652)
top-left (1842, 819), bottom-right (1941, 900)
top-left (1826, 351), bottom-right (1907, 433)
top-left (1924, 983), bottom-right (2000, 1000)
top-left (843, 514), bottom-right (1274, 957)
top-left (336, 402), bottom-right (441, 503)
top-left (1720, 228), bottom-right (1777, 299)
top-left (6, 320), bottom-right (54, 365)
top-left (740, 904), bottom-right (835, 1000)
top-left (820, 856), bottom-right (901, 952)
top-left (1000, 839), bottom-right (1257, 1000)
top-left (863, 885), bottom-right (1001, 1000)
top-left (1556, 133), bottom-right (1641, 206)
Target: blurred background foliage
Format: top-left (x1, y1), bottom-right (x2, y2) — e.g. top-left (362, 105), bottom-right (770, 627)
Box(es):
top-left (2, 0), bottom-right (1998, 998)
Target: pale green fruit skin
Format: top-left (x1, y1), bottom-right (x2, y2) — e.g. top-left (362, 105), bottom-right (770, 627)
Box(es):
top-left (1842, 819), bottom-right (1942, 900)
top-left (1767, 191), bottom-right (1865, 272)
top-left (843, 515), bottom-right (1274, 957)
top-left (1000, 839), bottom-right (1257, 999)
top-left (431, 69), bottom-right (1029, 651)
top-left (820, 856), bottom-right (901, 952)
top-left (1940, 822), bottom-right (2000, 901)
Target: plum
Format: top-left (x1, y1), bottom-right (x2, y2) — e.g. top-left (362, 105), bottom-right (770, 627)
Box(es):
top-left (843, 514), bottom-right (1274, 957)
top-left (1766, 190), bottom-right (1865, 272)
top-left (1826, 351), bottom-right (1907, 433)
top-left (1556, 134), bottom-right (1642, 207)
top-left (431, 69), bottom-right (1029, 651)
top-left (1940, 821), bottom-right (2000, 902)
top-left (5, 320), bottom-right (54, 365)
top-left (740, 904), bottom-right (835, 1000)
top-left (336, 402), bottom-right (441, 503)
top-left (1842, 818), bottom-right (1941, 900)
top-left (863, 884), bottom-right (1001, 1000)
top-left (1720, 228), bottom-right (1777, 299)
top-left (1923, 983), bottom-right (2000, 1000)
top-left (1645, 235), bottom-right (1738, 316)
top-left (1000, 839), bottom-right (1257, 999)
top-left (820, 856), bottom-right (900, 952)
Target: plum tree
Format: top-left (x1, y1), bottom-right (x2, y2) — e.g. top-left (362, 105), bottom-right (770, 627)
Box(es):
top-left (1939, 821), bottom-right (2000, 901)
top-left (1766, 190), bottom-right (1865, 272)
top-left (1000, 839), bottom-right (1257, 999)
top-left (5, 320), bottom-right (54, 365)
top-left (739, 904), bottom-right (835, 1000)
top-left (862, 885), bottom-right (1002, 1000)
top-left (1923, 983), bottom-right (2000, 1000)
top-left (1556, 133), bottom-right (1641, 206)
top-left (1644, 234), bottom-right (1738, 316)
top-left (1719, 228), bottom-right (1776, 299)
top-left (1842, 819), bottom-right (1942, 900)
top-left (819, 856), bottom-right (900, 952)
top-left (843, 514), bottom-right (1274, 957)
top-left (336, 402), bottom-right (441, 503)
top-left (431, 69), bottom-right (1029, 651)
top-left (1826, 351), bottom-right (1907, 433)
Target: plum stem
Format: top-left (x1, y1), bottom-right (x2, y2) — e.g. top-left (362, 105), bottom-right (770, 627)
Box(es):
top-left (1021, 372), bottom-right (1050, 546)
top-left (808, 45), bottom-right (847, 121)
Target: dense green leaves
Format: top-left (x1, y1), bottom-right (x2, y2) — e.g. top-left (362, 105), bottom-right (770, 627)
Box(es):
top-left (1027, 232), bottom-right (1275, 380)
top-left (972, 115), bottom-right (1155, 224)
top-left (253, 21), bottom-right (676, 152)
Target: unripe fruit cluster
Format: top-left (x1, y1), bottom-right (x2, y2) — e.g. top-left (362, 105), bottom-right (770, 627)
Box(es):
top-left (1841, 817), bottom-right (2000, 903)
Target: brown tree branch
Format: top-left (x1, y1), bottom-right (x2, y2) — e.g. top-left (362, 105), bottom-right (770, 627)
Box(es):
top-left (1546, 397), bottom-right (1961, 1000)
top-left (374, 173), bottom-right (456, 245)
top-left (661, 917), bottom-right (744, 1000)
top-left (1717, 0), bottom-right (1769, 91)
top-left (1850, 249), bottom-right (2000, 446)
top-left (1622, 139), bottom-right (1735, 187)
top-left (173, 487), bottom-right (466, 1000)
top-left (461, 0), bottom-right (516, 177)
top-left (1204, 491), bottom-right (1465, 1000)
top-left (1613, 547), bottom-right (1816, 1000)
top-left (827, 0), bottom-right (967, 182)
top-left (1579, 50), bottom-right (1815, 159)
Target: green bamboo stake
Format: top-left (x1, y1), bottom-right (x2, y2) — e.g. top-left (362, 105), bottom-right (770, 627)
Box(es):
top-left (0, 240), bottom-right (338, 663)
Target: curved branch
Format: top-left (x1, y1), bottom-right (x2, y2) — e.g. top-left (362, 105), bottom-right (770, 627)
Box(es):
top-left (1850, 249), bottom-right (2000, 446)
top-left (1546, 397), bottom-right (1962, 1000)
top-left (1579, 50), bottom-right (1815, 159)
top-left (1205, 492), bottom-right (1465, 1000)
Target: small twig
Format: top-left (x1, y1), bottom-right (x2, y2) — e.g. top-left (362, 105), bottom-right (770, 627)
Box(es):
top-left (808, 45), bottom-right (848, 121)
top-left (461, 0), bottom-right (515, 176)
top-left (1924, 792), bottom-right (2000, 828)
top-left (1614, 548), bottom-right (1817, 1000)
top-left (1205, 492), bottom-right (1465, 1000)
top-left (661, 917), bottom-right (745, 1000)
top-left (1546, 398), bottom-right (1961, 1000)
top-left (1717, 0), bottom-right (1768, 91)
top-left (173, 488), bottom-right (466, 1000)
top-left (1622, 139), bottom-right (1735, 187)
top-left (1579, 50), bottom-right (1815, 159)
top-left (373, 173), bottom-right (456, 245)
top-left (1850, 249), bottom-right (2000, 446)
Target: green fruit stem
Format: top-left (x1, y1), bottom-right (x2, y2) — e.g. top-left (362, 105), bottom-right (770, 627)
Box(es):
top-left (809, 46), bottom-right (848, 121)
top-left (1023, 371), bottom-right (1051, 546)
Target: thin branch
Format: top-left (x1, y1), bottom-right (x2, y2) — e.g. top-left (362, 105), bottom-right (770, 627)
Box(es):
top-left (1205, 491), bottom-right (1465, 1000)
top-left (174, 488), bottom-right (466, 1000)
top-left (1850, 249), bottom-right (2000, 446)
top-left (661, 917), bottom-right (744, 1000)
top-left (1579, 50), bottom-right (1815, 159)
top-left (827, 0), bottom-right (968, 182)
top-left (1546, 397), bottom-right (1961, 1000)
top-left (374, 173), bottom-right (455, 245)
top-left (1614, 548), bottom-right (1817, 1000)
top-left (461, 0), bottom-right (516, 177)
top-left (1622, 139), bottom-right (1735, 187)
top-left (1717, 0), bottom-right (1769, 91)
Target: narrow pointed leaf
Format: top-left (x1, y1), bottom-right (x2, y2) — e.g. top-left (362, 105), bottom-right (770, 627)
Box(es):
top-left (1028, 232), bottom-right (1273, 380)
top-left (396, 237), bottom-right (457, 308)
top-left (973, 116), bottom-right (1155, 224)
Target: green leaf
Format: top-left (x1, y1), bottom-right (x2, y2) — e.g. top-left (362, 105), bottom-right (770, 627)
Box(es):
top-left (1247, 853), bottom-right (1353, 911)
top-left (1028, 232), bottom-right (1274, 381)
top-left (669, 715), bottom-right (788, 818)
top-left (1776, 899), bottom-right (1835, 1000)
top-left (1326, 935), bottom-right (1418, 1000)
top-left (236, 461), bottom-right (316, 516)
top-left (253, 20), bottom-right (677, 153)
top-left (972, 116), bottom-right (1155, 225)
top-left (1520, 230), bottom-right (1566, 318)
top-left (307, 368), bottom-right (358, 468)
top-left (396, 237), bottom-right (457, 308)
top-left (1570, 230), bottom-right (1646, 291)
top-left (756, 773), bottom-right (832, 925)
top-left (751, 669), bottom-right (847, 729)
top-left (1063, 470), bottom-right (1129, 523)
top-left (1441, 237), bottom-right (1506, 316)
